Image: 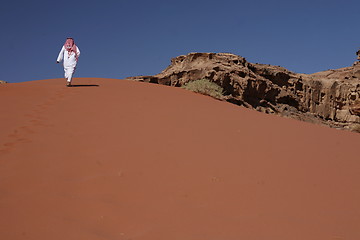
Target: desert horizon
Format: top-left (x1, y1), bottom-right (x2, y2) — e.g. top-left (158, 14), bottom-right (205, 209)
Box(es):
top-left (2, 0), bottom-right (360, 238)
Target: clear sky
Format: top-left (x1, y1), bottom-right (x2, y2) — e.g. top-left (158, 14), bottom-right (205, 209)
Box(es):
top-left (0, 0), bottom-right (359, 83)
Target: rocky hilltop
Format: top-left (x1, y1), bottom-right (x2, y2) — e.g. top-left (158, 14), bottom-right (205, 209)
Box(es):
top-left (127, 52), bottom-right (360, 131)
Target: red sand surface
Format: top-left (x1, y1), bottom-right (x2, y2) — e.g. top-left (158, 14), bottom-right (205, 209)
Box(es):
top-left (1, 78), bottom-right (360, 240)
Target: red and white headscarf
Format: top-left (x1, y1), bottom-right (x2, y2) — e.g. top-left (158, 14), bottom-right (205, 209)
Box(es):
top-left (64, 38), bottom-right (78, 61)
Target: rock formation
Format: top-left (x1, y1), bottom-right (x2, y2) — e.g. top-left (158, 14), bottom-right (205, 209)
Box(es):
top-left (0, 80), bottom-right (7, 84)
top-left (356, 49), bottom-right (360, 61)
top-left (127, 52), bottom-right (360, 131)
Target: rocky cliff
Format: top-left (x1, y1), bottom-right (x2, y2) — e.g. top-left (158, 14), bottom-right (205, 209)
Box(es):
top-left (127, 52), bottom-right (360, 131)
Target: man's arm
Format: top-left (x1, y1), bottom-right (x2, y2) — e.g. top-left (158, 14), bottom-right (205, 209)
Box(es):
top-left (56, 46), bottom-right (65, 63)
top-left (76, 46), bottom-right (80, 58)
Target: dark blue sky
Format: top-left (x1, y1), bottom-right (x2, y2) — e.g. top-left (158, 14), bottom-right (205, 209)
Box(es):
top-left (0, 0), bottom-right (359, 83)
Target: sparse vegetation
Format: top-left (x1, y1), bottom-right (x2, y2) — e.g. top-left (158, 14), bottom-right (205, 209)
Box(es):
top-left (350, 124), bottom-right (360, 133)
top-left (181, 79), bottom-right (225, 100)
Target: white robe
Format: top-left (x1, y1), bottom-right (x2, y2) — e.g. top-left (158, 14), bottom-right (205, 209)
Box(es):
top-left (57, 46), bottom-right (80, 82)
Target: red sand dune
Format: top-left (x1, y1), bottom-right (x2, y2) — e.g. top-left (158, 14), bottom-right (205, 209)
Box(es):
top-left (1, 78), bottom-right (360, 240)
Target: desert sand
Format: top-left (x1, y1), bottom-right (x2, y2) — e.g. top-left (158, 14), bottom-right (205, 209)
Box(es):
top-left (1, 78), bottom-right (360, 240)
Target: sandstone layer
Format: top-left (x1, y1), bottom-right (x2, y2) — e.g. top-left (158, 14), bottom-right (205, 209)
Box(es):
top-left (127, 53), bottom-right (360, 131)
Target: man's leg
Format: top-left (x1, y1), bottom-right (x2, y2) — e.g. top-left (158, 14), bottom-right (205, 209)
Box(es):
top-left (64, 68), bottom-right (70, 86)
top-left (67, 72), bottom-right (73, 86)
top-left (65, 68), bottom-right (74, 86)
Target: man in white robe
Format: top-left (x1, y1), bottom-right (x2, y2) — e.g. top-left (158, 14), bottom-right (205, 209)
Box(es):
top-left (57, 38), bottom-right (80, 86)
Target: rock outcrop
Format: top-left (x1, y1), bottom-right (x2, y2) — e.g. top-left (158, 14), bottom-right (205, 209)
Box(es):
top-left (0, 80), bottom-right (7, 84)
top-left (127, 52), bottom-right (360, 131)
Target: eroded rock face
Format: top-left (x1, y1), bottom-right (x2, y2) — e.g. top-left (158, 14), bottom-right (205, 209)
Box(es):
top-left (350, 100), bottom-right (360, 116)
top-left (127, 53), bottom-right (360, 130)
top-left (0, 80), bottom-right (7, 84)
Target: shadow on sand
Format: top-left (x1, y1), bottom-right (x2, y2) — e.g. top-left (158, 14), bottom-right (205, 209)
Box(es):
top-left (69, 84), bottom-right (100, 87)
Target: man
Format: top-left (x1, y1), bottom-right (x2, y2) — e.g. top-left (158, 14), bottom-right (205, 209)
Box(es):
top-left (57, 38), bottom-right (80, 87)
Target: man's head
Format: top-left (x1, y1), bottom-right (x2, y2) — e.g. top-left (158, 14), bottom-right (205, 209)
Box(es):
top-left (64, 38), bottom-right (76, 53)
top-left (65, 38), bottom-right (74, 47)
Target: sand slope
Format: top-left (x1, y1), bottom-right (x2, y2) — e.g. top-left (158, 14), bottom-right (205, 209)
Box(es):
top-left (1, 78), bottom-right (360, 240)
